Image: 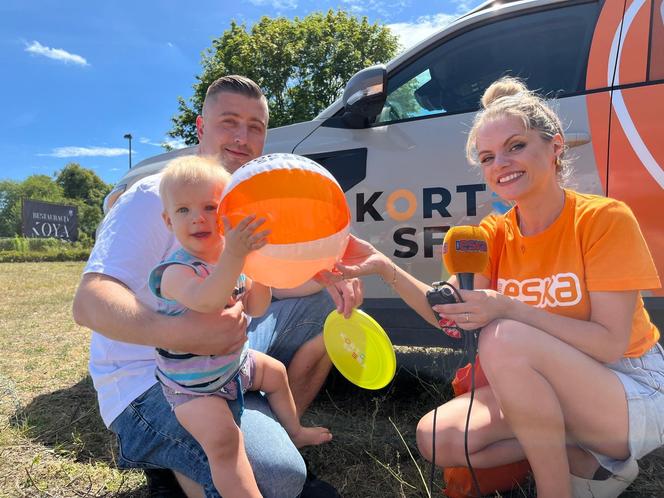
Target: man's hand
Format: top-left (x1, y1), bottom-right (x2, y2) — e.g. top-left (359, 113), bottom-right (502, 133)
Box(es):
top-left (172, 300), bottom-right (248, 355)
top-left (73, 273), bottom-right (248, 355)
top-left (324, 278), bottom-right (363, 318)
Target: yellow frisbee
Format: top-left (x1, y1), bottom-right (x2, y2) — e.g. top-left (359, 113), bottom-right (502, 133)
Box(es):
top-left (323, 309), bottom-right (396, 390)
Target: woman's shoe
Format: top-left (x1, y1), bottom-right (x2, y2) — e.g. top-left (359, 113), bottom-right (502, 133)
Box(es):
top-left (570, 459), bottom-right (639, 498)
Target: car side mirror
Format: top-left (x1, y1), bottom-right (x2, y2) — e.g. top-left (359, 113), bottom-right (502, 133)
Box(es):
top-left (342, 65), bottom-right (387, 129)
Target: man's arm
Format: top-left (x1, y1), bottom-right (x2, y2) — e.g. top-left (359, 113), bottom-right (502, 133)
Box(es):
top-left (73, 273), bottom-right (247, 356)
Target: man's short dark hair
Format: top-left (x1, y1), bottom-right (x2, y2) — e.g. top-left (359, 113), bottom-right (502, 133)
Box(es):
top-left (203, 75), bottom-right (265, 111)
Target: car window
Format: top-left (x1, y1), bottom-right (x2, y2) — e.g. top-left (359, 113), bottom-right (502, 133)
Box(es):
top-left (375, 1), bottom-right (601, 125)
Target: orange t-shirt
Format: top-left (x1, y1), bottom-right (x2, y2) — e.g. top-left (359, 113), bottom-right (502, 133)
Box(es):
top-left (480, 189), bottom-right (661, 357)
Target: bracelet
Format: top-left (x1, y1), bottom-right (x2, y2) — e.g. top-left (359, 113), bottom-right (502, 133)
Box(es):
top-left (382, 260), bottom-right (398, 287)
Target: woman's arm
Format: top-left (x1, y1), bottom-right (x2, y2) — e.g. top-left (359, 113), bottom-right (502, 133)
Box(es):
top-left (436, 288), bottom-right (636, 363)
top-left (335, 235), bottom-right (439, 326)
top-left (509, 290), bottom-right (635, 362)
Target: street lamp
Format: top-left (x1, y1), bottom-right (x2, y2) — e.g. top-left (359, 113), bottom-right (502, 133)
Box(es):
top-left (123, 133), bottom-right (133, 169)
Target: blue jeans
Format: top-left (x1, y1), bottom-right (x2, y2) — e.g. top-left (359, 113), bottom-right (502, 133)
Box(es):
top-left (110, 291), bottom-right (335, 498)
top-left (248, 290), bottom-right (334, 365)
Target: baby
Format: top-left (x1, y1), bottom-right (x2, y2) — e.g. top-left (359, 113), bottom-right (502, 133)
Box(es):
top-left (149, 155), bottom-right (331, 497)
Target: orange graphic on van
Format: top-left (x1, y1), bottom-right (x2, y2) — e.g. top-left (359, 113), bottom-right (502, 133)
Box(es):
top-left (587, 0), bottom-right (664, 296)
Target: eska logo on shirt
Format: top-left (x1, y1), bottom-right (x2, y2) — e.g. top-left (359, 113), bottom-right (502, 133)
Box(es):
top-left (498, 273), bottom-right (582, 308)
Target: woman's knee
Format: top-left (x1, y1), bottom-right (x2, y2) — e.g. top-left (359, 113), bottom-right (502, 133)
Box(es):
top-left (479, 319), bottom-right (540, 366)
top-left (416, 412), bottom-right (465, 467)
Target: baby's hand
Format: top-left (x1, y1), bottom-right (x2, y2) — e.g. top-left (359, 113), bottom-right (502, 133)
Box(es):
top-left (221, 215), bottom-right (270, 258)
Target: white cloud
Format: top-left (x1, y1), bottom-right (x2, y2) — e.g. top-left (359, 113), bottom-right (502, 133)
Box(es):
top-left (388, 13), bottom-right (455, 51)
top-left (139, 137), bottom-right (156, 145)
top-left (162, 138), bottom-right (187, 150)
top-left (140, 136), bottom-right (187, 150)
top-left (24, 41), bottom-right (89, 66)
top-left (341, 0), bottom-right (408, 17)
top-left (341, 0), bottom-right (366, 13)
top-left (40, 146), bottom-right (129, 158)
top-left (453, 0), bottom-right (479, 13)
top-left (247, 0), bottom-right (297, 9)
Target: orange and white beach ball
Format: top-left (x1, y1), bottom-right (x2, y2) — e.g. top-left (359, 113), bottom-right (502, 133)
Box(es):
top-left (219, 153), bottom-right (351, 288)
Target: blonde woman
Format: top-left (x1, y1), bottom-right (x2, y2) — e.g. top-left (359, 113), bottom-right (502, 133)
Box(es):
top-left (331, 77), bottom-right (663, 498)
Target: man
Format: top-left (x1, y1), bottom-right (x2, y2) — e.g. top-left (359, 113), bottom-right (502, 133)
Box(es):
top-left (73, 75), bottom-right (360, 497)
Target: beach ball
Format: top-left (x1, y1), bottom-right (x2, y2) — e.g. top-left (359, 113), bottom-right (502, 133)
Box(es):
top-left (219, 153), bottom-right (351, 288)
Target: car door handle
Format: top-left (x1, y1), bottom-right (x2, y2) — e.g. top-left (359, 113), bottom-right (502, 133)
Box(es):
top-left (566, 132), bottom-right (591, 148)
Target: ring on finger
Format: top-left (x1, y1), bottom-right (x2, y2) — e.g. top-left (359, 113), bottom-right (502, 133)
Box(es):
top-left (464, 312), bottom-right (470, 323)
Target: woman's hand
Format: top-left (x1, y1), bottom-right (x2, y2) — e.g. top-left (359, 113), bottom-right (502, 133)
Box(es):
top-left (433, 288), bottom-right (512, 330)
top-left (335, 235), bottom-right (393, 280)
top-left (315, 235), bottom-right (392, 285)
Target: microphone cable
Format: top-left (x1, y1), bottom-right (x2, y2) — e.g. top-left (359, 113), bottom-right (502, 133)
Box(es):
top-left (427, 281), bottom-right (482, 498)
top-left (463, 328), bottom-right (482, 498)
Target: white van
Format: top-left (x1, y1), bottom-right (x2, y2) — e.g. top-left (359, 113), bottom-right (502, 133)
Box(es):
top-left (107, 0), bottom-right (664, 344)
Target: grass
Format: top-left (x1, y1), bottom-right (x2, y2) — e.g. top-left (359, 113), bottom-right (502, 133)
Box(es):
top-left (0, 262), bottom-right (662, 497)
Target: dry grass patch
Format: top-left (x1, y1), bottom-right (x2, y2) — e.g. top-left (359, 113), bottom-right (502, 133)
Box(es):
top-left (0, 262), bottom-right (146, 497)
top-left (0, 262), bottom-right (663, 497)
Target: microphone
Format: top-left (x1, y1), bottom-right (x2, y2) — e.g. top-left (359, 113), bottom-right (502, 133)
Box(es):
top-left (442, 225), bottom-right (489, 290)
top-left (441, 225), bottom-right (490, 498)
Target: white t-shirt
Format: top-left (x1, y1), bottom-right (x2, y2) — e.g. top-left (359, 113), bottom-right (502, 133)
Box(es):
top-left (85, 173), bottom-right (180, 427)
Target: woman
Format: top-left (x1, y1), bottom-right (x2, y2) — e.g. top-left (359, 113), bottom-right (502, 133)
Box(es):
top-left (332, 77), bottom-right (664, 498)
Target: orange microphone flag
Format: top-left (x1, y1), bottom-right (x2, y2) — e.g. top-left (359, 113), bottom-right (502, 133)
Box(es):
top-left (442, 225), bottom-right (489, 276)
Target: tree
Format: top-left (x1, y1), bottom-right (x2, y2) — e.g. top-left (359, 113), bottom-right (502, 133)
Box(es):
top-left (55, 164), bottom-right (111, 241)
top-left (0, 165), bottom-right (111, 240)
top-left (56, 162), bottom-right (111, 208)
top-left (0, 176), bottom-right (65, 237)
top-left (169, 9), bottom-right (400, 144)
top-left (0, 180), bottom-right (22, 237)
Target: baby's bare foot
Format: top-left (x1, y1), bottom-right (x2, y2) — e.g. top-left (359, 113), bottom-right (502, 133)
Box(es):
top-left (291, 426), bottom-right (332, 448)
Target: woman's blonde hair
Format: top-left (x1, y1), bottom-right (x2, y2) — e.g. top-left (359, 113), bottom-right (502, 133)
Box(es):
top-left (159, 155), bottom-right (231, 208)
top-left (465, 76), bottom-right (571, 184)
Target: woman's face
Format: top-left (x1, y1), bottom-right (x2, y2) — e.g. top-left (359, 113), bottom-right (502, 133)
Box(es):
top-left (475, 115), bottom-right (562, 203)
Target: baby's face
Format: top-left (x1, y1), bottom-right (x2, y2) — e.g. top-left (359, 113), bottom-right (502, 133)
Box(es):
top-left (163, 180), bottom-right (225, 261)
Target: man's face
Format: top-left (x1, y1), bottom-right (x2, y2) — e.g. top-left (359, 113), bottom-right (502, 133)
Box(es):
top-left (196, 92), bottom-right (269, 173)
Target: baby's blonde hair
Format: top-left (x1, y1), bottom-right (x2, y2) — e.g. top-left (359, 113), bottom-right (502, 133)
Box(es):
top-left (466, 76), bottom-right (571, 184)
top-left (159, 155), bottom-right (231, 209)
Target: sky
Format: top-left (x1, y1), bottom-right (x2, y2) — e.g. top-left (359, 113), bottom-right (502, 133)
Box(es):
top-left (1, 0), bottom-right (482, 185)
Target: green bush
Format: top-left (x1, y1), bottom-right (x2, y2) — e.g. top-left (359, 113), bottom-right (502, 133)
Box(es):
top-left (14, 236), bottom-right (29, 252)
top-left (0, 237), bottom-right (92, 253)
top-left (0, 248), bottom-right (90, 263)
top-left (0, 237), bottom-right (26, 251)
top-left (0, 237), bottom-right (92, 262)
